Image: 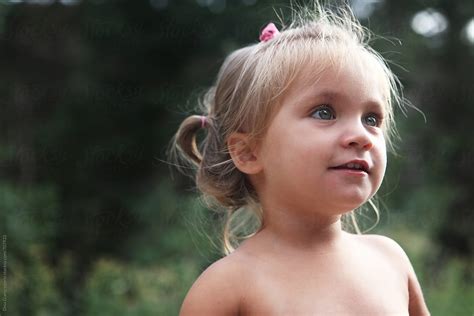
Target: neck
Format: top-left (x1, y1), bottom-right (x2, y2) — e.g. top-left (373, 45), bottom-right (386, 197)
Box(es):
top-left (256, 206), bottom-right (345, 253)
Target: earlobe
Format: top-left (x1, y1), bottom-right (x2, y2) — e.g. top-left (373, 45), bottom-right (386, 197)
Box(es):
top-left (227, 133), bottom-right (262, 175)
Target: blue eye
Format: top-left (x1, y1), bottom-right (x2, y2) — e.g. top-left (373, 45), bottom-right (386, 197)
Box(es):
top-left (364, 113), bottom-right (381, 127)
top-left (311, 105), bottom-right (335, 120)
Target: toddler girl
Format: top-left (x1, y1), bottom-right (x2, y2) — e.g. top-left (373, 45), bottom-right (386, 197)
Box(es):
top-left (173, 3), bottom-right (430, 316)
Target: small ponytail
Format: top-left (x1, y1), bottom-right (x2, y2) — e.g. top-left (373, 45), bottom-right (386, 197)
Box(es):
top-left (175, 115), bottom-right (207, 165)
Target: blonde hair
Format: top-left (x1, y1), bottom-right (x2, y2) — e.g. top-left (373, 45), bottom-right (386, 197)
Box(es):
top-left (171, 2), bottom-right (405, 255)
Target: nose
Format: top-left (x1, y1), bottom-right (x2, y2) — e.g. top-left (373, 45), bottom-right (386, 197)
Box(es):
top-left (340, 120), bottom-right (373, 150)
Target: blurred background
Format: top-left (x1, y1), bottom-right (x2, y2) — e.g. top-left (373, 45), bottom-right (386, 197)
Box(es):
top-left (0, 0), bottom-right (472, 315)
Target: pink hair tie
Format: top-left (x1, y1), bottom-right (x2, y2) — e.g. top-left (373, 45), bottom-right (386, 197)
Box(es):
top-left (259, 22), bottom-right (280, 42)
top-left (200, 116), bottom-right (208, 128)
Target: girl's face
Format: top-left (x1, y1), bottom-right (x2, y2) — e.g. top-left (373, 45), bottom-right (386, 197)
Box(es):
top-left (254, 58), bottom-right (387, 217)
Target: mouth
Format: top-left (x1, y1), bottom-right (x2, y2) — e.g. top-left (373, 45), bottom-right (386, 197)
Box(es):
top-left (329, 160), bottom-right (370, 174)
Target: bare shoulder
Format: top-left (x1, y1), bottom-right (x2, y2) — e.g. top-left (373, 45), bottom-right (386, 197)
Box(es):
top-left (356, 233), bottom-right (431, 316)
top-left (358, 234), bottom-right (412, 267)
top-left (179, 252), bottom-right (247, 316)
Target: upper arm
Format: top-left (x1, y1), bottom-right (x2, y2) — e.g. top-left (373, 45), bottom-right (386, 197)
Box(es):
top-left (179, 258), bottom-right (242, 316)
top-left (365, 234), bottom-right (431, 316)
top-left (407, 264), bottom-right (430, 316)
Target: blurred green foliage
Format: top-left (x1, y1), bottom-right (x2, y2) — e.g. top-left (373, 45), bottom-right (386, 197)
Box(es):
top-left (0, 0), bottom-right (472, 315)
top-left (81, 258), bottom-right (199, 315)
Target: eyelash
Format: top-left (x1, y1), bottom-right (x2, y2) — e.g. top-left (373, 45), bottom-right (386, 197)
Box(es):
top-left (364, 112), bottom-right (384, 127)
top-left (310, 104), bottom-right (384, 127)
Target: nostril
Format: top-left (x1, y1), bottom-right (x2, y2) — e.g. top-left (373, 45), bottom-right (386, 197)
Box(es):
top-left (342, 129), bottom-right (373, 149)
top-left (363, 142), bottom-right (373, 150)
top-left (346, 141), bottom-right (373, 150)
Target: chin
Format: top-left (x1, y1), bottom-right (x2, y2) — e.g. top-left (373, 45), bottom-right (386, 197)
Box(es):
top-left (333, 196), bottom-right (371, 213)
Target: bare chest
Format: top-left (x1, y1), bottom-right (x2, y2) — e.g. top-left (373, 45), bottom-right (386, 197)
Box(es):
top-left (240, 251), bottom-right (409, 316)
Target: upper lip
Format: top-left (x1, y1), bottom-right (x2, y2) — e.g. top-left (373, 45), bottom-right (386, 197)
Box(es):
top-left (330, 159), bottom-right (370, 173)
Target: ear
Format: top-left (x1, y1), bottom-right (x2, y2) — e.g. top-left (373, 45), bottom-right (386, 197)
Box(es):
top-left (227, 132), bottom-right (262, 175)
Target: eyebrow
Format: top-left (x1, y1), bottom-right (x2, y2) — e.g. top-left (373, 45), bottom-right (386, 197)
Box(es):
top-left (314, 90), bottom-right (340, 99)
top-left (312, 90), bottom-right (385, 112)
top-left (312, 90), bottom-right (348, 101)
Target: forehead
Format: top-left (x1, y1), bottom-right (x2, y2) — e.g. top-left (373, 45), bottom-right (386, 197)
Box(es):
top-left (254, 42), bottom-right (393, 137)
top-left (281, 49), bottom-right (388, 111)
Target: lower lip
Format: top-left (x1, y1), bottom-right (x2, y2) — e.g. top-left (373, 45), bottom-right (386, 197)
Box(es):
top-left (329, 168), bottom-right (368, 176)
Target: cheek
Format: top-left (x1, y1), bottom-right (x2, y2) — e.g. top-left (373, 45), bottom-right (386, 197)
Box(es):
top-left (374, 138), bottom-right (387, 181)
top-left (261, 132), bottom-right (315, 176)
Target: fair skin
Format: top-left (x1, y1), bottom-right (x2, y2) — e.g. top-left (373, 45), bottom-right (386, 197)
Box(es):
top-left (180, 55), bottom-right (430, 316)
